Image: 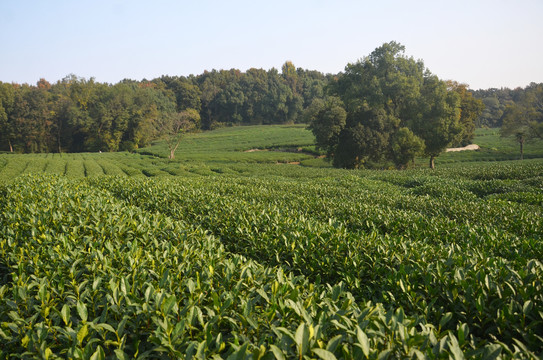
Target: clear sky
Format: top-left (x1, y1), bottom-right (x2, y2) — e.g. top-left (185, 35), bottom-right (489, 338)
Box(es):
top-left (1, 0), bottom-right (542, 90)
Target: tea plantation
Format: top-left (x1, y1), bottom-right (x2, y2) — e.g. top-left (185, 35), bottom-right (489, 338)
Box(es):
top-left (0, 126), bottom-right (542, 359)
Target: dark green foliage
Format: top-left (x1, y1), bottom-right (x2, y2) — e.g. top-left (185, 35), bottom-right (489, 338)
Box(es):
top-left (0, 174), bottom-right (490, 359)
top-left (500, 83), bottom-right (543, 159)
top-left (1, 126), bottom-right (543, 357)
top-left (306, 97), bottom-right (346, 157)
top-left (472, 87), bottom-right (525, 128)
top-left (0, 76), bottom-right (177, 153)
top-left (415, 74), bottom-right (462, 169)
top-left (0, 66), bottom-right (328, 154)
top-left (390, 127), bottom-right (425, 169)
top-left (314, 42), bottom-right (467, 169)
top-left (447, 81), bottom-right (485, 147)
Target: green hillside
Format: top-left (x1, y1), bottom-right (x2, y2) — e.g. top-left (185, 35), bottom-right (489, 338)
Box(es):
top-left (2, 125), bottom-right (543, 183)
top-left (1, 125), bottom-right (542, 358)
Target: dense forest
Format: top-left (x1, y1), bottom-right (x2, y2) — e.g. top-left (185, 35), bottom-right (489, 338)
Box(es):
top-left (0, 43), bottom-right (541, 159)
top-left (0, 63), bottom-right (329, 153)
top-left (472, 84), bottom-right (540, 128)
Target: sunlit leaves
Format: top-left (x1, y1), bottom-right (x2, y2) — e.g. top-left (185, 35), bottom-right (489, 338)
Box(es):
top-left (0, 168), bottom-right (541, 358)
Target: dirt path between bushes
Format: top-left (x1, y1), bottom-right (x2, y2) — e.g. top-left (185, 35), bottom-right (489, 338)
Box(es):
top-left (446, 144), bottom-right (480, 152)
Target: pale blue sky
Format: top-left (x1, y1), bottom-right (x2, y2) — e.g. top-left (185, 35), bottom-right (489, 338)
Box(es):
top-left (1, 0), bottom-right (542, 89)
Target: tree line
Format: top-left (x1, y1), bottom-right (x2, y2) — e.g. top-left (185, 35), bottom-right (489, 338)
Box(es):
top-left (0, 64), bottom-right (329, 153)
top-left (1, 43), bottom-right (541, 166)
top-left (472, 86), bottom-right (535, 128)
top-left (499, 83), bottom-right (543, 159)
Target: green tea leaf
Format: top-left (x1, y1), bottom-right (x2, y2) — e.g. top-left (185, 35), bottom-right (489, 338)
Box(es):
top-left (448, 335), bottom-right (464, 360)
top-left (77, 324), bottom-right (88, 345)
top-left (439, 312), bottom-right (453, 328)
top-left (227, 342), bottom-right (249, 360)
top-left (77, 301), bottom-right (88, 322)
top-left (326, 335), bottom-right (343, 353)
top-left (61, 304), bottom-right (70, 325)
top-left (378, 349), bottom-right (391, 360)
top-left (482, 344), bottom-right (502, 360)
top-left (356, 326), bottom-right (370, 357)
top-left (312, 348), bottom-right (337, 360)
top-left (163, 294), bottom-right (177, 315)
top-left (114, 349), bottom-right (130, 360)
top-left (21, 335), bottom-right (29, 348)
top-left (522, 300), bottom-right (533, 315)
top-left (269, 345), bottom-right (286, 360)
top-left (295, 322), bottom-right (309, 356)
top-left (90, 345), bottom-right (105, 360)
top-left (95, 323), bottom-right (116, 334)
top-left (44, 348), bottom-right (53, 360)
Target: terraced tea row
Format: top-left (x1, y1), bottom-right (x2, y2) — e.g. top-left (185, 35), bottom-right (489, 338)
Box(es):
top-left (0, 175), bottom-right (492, 359)
top-left (0, 153), bottom-right (286, 182)
top-left (90, 168), bottom-right (543, 355)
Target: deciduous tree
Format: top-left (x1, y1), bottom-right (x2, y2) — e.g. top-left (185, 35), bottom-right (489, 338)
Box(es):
top-left (317, 42), bottom-right (467, 169)
top-left (157, 108), bottom-right (200, 159)
top-left (414, 75), bottom-right (462, 169)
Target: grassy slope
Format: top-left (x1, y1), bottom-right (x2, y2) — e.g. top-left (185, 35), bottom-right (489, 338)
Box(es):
top-left (0, 125), bottom-right (320, 182)
top-left (138, 124), bottom-right (319, 163)
top-left (435, 128), bottom-right (543, 164)
top-left (1, 125), bottom-right (543, 183)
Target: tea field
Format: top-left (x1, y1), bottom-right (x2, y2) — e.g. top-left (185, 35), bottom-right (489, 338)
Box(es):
top-left (1, 126), bottom-right (542, 359)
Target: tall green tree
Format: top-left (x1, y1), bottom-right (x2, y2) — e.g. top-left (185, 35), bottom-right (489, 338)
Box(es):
top-left (414, 75), bottom-right (462, 169)
top-left (198, 71), bottom-right (222, 129)
top-left (472, 87), bottom-right (518, 127)
top-left (241, 68), bottom-right (269, 124)
top-left (521, 82), bottom-right (543, 138)
top-left (333, 107), bottom-right (399, 168)
top-left (61, 75), bottom-right (97, 152)
top-left (159, 75), bottom-right (202, 112)
top-left (49, 91), bottom-right (79, 153)
top-left (125, 84), bottom-right (176, 150)
top-left (264, 68), bottom-right (291, 124)
top-left (298, 69), bottom-right (327, 110)
top-left (8, 83), bottom-right (55, 153)
top-left (500, 105), bottom-right (531, 160)
top-left (326, 42), bottom-right (426, 168)
top-left (315, 42), bottom-right (466, 169)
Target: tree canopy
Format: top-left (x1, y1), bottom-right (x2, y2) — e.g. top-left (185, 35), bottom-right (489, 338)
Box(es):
top-left (500, 82), bottom-right (543, 159)
top-left (1, 48), bottom-right (540, 166)
top-left (311, 42), bottom-right (478, 169)
top-left (0, 65), bottom-right (329, 153)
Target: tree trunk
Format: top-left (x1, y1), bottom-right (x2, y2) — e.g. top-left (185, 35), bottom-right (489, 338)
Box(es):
top-left (520, 139), bottom-right (524, 160)
top-left (169, 141), bottom-right (180, 160)
top-left (429, 156), bottom-right (435, 169)
top-left (8, 139), bottom-right (13, 153)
